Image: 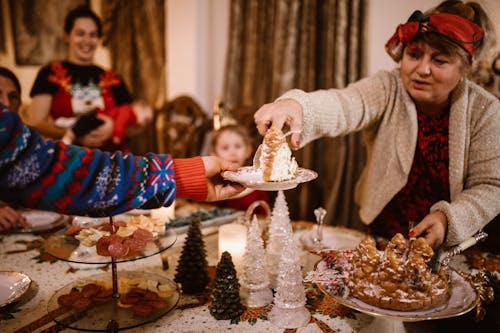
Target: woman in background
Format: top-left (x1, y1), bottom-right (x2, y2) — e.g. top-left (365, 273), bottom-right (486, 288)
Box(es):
top-left (27, 5), bottom-right (151, 152)
top-left (254, 0), bottom-right (499, 249)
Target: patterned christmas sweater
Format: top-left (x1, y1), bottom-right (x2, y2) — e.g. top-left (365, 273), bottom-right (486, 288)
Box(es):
top-left (0, 105), bottom-right (206, 216)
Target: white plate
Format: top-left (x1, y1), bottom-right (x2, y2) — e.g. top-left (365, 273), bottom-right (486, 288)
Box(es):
top-left (0, 271), bottom-right (32, 307)
top-left (19, 210), bottom-right (64, 232)
top-left (222, 166), bottom-right (318, 191)
top-left (296, 226), bottom-right (366, 250)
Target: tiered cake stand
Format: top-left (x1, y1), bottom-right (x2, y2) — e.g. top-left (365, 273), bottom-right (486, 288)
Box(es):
top-left (44, 216), bottom-right (180, 332)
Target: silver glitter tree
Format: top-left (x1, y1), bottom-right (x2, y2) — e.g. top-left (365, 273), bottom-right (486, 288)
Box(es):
top-left (266, 190), bottom-right (290, 289)
top-left (240, 214), bottom-right (273, 307)
top-left (269, 220), bottom-right (310, 328)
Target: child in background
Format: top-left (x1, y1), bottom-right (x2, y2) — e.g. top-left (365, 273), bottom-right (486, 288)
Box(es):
top-left (211, 125), bottom-right (269, 213)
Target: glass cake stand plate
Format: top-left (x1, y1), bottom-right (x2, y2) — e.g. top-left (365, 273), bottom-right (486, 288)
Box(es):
top-left (44, 228), bottom-right (177, 264)
top-left (315, 259), bottom-right (477, 333)
top-left (222, 166), bottom-right (318, 191)
top-left (47, 271), bottom-right (180, 332)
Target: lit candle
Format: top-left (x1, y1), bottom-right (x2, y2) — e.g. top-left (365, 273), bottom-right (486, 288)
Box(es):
top-left (218, 223), bottom-right (247, 276)
top-left (150, 201), bottom-right (176, 223)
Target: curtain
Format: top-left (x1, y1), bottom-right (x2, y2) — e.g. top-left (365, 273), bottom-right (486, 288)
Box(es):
top-left (223, 0), bottom-right (368, 230)
top-left (101, 0), bottom-right (165, 154)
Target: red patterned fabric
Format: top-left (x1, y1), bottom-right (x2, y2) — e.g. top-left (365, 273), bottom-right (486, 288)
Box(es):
top-left (31, 61), bottom-right (136, 152)
top-left (386, 11), bottom-right (484, 59)
top-left (371, 109), bottom-right (450, 238)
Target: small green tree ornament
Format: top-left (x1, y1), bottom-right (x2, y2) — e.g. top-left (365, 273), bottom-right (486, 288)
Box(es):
top-left (209, 251), bottom-right (244, 320)
top-left (174, 218), bottom-right (209, 294)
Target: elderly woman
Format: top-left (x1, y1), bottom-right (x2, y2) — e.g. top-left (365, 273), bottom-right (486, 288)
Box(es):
top-left (254, 0), bottom-right (500, 249)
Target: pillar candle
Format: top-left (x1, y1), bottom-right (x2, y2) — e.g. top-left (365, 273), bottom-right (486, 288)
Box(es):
top-left (218, 223), bottom-right (247, 276)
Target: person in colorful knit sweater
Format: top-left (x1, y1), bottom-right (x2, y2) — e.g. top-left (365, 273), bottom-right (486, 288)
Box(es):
top-left (0, 67), bottom-right (29, 231)
top-left (0, 104), bottom-right (244, 220)
top-left (254, 1), bottom-right (500, 249)
top-left (27, 5), bottom-right (151, 152)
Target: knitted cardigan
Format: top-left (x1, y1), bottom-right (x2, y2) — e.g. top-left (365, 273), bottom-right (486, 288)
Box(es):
top-left (280, 69), bottom-right (500, 246)
top-left (0, 105), bottom-right (207, 217)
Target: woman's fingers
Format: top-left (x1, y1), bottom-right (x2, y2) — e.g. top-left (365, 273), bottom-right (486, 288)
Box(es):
top-left (0, 207), bottom-right (28, 231)
top-left (254, 99), bottom-right (303, 138)
top-left (409, 211), bottom-right (447, 249)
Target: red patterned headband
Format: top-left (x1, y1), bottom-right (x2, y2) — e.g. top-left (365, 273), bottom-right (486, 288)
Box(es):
top-left (385, 10), bottom-right (484, 60)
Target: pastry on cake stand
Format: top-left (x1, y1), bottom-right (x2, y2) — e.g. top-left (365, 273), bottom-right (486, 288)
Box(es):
top-left (311, 231), bottom-right (487, 333)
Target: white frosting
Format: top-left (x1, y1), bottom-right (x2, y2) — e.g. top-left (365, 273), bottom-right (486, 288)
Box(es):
top-left (257, 128), bottom-right (298, 182)
top-left (262, 144), bottom-right (298, 181)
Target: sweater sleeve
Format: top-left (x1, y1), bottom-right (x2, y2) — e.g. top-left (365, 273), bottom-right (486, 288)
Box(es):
top-left (277, 70), bottom-right (395, 148)
top-left (0, 106), bottom-right (176, 217)
top-left (431, 92), bottom-right (500, 246)
top-left (173, 157), bottom-right (207, 201)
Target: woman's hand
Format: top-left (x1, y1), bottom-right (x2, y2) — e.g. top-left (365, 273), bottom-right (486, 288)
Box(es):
top-left (410, 211), bottom-right (448, 249)
top-left (78, 114), bottom-right (114, 147)
top-left (201, 156), bottom-right (245, 201)
top-left (0, 206), bottom-right (28, 232)
top-left (254, 98), bottom-right (304, 148)
top-left (125, 101), bottom-right (154, 138)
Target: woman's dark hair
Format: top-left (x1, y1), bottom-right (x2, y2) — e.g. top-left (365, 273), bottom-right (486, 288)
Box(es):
top-left (64, 5), bottom-right (102, 37)
top-left (0, 67), bottom-right (21, 95)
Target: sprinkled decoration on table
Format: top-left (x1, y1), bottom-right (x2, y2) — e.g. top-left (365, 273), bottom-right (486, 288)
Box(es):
top-left (465, 249), bottom-right (500, 272)
top-left (305, 267), bottom-right (349, 298)
top-left (459, 269), bottom-right (498, 321)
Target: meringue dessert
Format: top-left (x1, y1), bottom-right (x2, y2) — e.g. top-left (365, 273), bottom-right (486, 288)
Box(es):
top-left (254, 127), bottom-right (298, 182)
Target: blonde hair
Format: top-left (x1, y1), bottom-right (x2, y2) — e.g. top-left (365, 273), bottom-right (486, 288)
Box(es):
top-left (211, 125), bottom-right (254, 150)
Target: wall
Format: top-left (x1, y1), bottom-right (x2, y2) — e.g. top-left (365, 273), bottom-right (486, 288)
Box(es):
top-left (367, 0), bottom-right (500, 75)
top-left (166, 0), bottom-right (229, 112)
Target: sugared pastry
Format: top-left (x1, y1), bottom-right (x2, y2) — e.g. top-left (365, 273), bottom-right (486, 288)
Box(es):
top-left (255, 127), bottom-right (298, 182)
top-left (347, 233), bottom-right (449, 311)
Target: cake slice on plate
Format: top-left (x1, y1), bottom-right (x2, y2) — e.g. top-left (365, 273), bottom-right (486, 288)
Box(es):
top-left (254, 127), bottom-right (298, 182)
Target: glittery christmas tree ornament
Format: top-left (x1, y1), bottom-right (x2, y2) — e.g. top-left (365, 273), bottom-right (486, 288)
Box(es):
top-left (269, 223), bottom-right (310, 328)
top-left (240, 214), bottom-right (273, 307)
top-left (266, 190), bottom-right (290, 289)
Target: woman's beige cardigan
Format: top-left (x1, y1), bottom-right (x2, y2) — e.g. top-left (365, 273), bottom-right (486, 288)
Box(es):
top-left (279, 69), bottom-right (500, 246)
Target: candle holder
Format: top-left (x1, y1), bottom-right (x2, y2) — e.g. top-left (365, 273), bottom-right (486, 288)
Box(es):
top-left (218, 221), bottom-right (247, 276)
